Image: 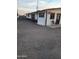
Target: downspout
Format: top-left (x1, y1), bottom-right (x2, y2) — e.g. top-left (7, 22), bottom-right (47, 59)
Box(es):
top-left (37, 11), bottom-right (38, 23)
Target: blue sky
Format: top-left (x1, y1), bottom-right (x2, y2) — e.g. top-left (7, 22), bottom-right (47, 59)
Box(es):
top-left (17, 0), bottom-right (61, 14)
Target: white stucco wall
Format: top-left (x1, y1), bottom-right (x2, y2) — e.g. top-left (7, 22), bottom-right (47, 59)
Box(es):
top-left (35, 13), bottom-right (38, 20)
top-left (47, 13), bottom-right (53, 26)
top-left (46, 9), bottom-right (61, 26)
top-left (37, 11), bottom-right (46, 26)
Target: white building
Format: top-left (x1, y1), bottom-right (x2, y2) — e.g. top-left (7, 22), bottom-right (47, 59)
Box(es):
top-left (26, 8), bottom-right (61, 26)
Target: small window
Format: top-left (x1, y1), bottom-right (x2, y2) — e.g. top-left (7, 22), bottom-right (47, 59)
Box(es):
top-left (50, 13), bottom-right (55, 19)
top-left (39, 13), bottom-right (44, 17)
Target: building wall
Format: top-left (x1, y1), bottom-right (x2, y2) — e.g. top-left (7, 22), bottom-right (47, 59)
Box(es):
top-left (47, 13), bottom-right (53, 25)
top-left (46, 9), bottom-right (61, 26)
top-left (35, 13), bottom-right (38, 20)
top-left (37, 11), bottom-right (46, 25)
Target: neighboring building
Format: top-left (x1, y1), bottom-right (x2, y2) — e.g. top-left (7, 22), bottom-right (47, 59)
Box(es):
top-left (26, 13), bottom-right (31, 19)
top-left (26, 7), bottom-right (61, 26)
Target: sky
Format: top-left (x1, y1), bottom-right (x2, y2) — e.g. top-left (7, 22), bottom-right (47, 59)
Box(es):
top-left (17, 0), bottom-right (61, 14)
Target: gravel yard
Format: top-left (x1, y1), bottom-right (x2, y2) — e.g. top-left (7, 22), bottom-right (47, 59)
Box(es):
top-left (17, 17), bottom-right (61, 59)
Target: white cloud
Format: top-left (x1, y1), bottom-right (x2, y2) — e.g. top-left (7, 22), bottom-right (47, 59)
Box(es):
top-left (17, 0), bottom-right (61, 13)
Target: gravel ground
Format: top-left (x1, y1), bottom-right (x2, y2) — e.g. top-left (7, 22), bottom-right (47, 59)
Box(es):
top-left (17, 16), bottom-right (61, 59)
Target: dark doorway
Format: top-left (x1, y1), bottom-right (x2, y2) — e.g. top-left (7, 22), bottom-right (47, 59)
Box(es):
top-left (31, 14), bottom-right (35, 19)
top-left (55, 13), bottom-right (61, 24)
top-left (31, 13), bottom-right (37, 23)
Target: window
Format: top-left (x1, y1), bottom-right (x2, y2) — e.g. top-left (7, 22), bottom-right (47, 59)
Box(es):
top-left (39, 13), bottom-right (44, 17)
top-left (50, 13), bottom-right (55, 19)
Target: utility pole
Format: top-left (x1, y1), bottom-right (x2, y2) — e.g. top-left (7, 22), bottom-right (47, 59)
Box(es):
top-left (36, 0), bottom-right (38, 23)
top-left (36, 0), bottom-right (38, 11)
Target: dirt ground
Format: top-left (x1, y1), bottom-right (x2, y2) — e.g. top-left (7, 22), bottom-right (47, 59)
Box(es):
top-left (17, 17), bottom-right (61, 59)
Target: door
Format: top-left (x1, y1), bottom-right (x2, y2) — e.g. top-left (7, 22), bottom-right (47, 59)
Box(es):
top-left (55, 13), bottom-right (61, 24)
top-left (31, 14), bottom-right (35, 20)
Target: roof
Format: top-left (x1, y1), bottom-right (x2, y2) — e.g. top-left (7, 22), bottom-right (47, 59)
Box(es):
top-left (27, 7), bottom-right (61, 14)
top-left (38, 7), bottom-right (61, 12)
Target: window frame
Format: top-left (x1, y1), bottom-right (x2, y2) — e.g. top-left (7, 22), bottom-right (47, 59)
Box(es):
top-left (39, 12), bottom-right (44, 17)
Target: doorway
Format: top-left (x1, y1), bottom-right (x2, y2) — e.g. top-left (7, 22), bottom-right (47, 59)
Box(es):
top-left (31, 14), bottom-right (35, 19)
top-left (55, 13), bottom-right (61, 24)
